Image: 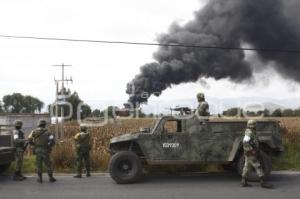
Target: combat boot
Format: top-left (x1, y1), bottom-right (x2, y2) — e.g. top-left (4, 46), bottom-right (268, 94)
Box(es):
top-left (73, 174), bottom-right (82, 178)
top-left (19, 172), bottom-right (27, 180)
top-left (48, 173), bottom-right (56, 183)
top-left (13, 171), bottom-right (21, 181)
top-left (37, 172), bottom-right (43, 183)
top-left (260, 177), bottom-right (273, 189)
top-left (241, 177), bottom-right (252, 187)
top-left (86, 170), bottom-right (91, 177)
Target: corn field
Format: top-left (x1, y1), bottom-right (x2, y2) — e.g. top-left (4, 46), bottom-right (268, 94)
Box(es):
top-left (278, 118), bottom-right (300, 143)
top-left (48, 117), bottom-right (300, 171)
top-left (50, 119), bottom-right (156, 171)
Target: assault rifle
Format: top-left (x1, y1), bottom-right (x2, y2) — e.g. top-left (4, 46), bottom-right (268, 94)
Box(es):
top-left (170, 107), bottom-right (193, 115)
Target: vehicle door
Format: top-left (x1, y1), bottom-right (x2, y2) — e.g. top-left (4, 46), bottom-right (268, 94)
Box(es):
top-left (204, 122), bottom-right (235, 162)
top-left (138, 118), bottom-right (188, 162)
top-left (186, 119), bottom-right (210, 162)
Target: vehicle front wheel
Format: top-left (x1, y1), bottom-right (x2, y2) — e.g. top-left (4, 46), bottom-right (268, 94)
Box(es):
top-left (0, 163), bottom-right (11, 174)
top-left (109, 151), bottom-right (142, 184)
top-left (236, 151), bottom-right (272, 181)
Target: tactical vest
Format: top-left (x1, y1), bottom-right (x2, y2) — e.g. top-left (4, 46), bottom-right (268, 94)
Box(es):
top-left (197, 101), bottom-right (210, 116)
top-left (75, 132), bottom-right (90, 152)
top-left (243, 128), bottom-right (259, 152)
top-left (13, 129), bottom-right (25, 148)
top-left (32, 128), bottom-right (49, 148)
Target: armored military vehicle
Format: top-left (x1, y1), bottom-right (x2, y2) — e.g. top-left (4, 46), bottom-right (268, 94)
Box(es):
top-left (109, 116), bottom-right (283, 184)
top-left (0, 126), bottom-right (15, 174)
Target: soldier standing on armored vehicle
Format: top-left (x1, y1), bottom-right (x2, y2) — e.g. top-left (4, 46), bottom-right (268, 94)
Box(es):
top-left (73, 124), bottom-right (91, 178)
top-left (28, 120), bottom-right (56, 183)
top-left (242, 120), bottom-right (273, 189)
top-left (196, 93), bottom-right (209, 117)
top-left (12, 120), bottom-right (27, 181)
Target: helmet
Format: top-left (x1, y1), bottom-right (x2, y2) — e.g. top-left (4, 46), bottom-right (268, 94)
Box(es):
top-left (38, 119), bottom-right (47, 127)
top-left (14, 120), bottom-right (23, 127)
top-left (247, 120), bottom-right (256, 128)
top-left (197, 93), bottom-right (205, 99)
top-left (80, 124), bottom-right (87, 132)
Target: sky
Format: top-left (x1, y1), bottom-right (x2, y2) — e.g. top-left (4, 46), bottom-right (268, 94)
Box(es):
top-left (0, 0), bottom-right (300, 113)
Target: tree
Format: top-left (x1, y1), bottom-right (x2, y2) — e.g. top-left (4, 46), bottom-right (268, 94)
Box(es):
top-left (272, 109), bottom-right (282, 117)
top-left (54, 91), bottom-right (92, 120)
top-left (147, 113), bottom-right (154, 118)
top-left (91, 109), bottom-right (101, 117)
top-left (0, 101), bottom-right (4, 113)
top-left (257, 109), bottom-right (270, 117)
top-left (282, 109), bottom-right (294, 117)
top-left (106, 106), bottom-right (119, 118)
top-left (65, 92), bottom-right (82, 119)
top-left (222, 107), bottom-right (243, 117)
top-left (294, 108), bottom-right (300, 117)
top-left (80, 104), bottom-right (92, 119)
top-left (2, 93), bottom-right (44, 113)
top-left (263, 109), bottom-right (270, 117)
top-left (23, 95), bottom-right (44, 113)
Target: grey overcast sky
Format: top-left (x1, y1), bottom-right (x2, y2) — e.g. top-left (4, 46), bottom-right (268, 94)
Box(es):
top-left (0, 0), bottom-right (300, 112)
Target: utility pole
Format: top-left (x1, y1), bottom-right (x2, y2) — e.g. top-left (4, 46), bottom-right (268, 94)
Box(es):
top-left (53, 63), bottom-right (72, 139)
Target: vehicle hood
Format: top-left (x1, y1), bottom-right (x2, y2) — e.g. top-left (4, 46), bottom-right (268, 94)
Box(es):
top-left (110, 133), bottom-right (140, 144)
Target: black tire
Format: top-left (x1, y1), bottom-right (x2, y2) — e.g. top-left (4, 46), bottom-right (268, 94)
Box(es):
top-left (0, 163), bottom-right (11, 174)
top-left (236, 151), bottom-right (272, 181)
top-left (109, 151), bottom-right (142, 184)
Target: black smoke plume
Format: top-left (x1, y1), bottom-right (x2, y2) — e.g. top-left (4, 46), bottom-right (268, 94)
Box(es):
top-left (127, 0), bottom-right (300, 105)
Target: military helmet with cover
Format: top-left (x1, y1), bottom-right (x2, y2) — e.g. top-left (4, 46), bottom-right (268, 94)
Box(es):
top-left (14, 120), bottom-right (23, 127)
top-left (247, 120), bottom-right (256, 129)
top-left (197, 92), bottom-right (205, 99)
top-left (38, 119), bottom-right (47, 127)
top-left (80, 124), bottom-right (88, 132)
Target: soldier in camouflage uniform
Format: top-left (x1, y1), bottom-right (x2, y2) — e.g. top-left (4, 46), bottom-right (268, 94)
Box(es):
top-left (28, 120), bottom-right (56, 183)
top-left (13, 120), bottom-right (27, 181)
top-left (73, 124), bottom-right (91, 178)
top-left (196, 93), bottom-right (209, 117)
top-left (241, 120), bottom-right (273, 188)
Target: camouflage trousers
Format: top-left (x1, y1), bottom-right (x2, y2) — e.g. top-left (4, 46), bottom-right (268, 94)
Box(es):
top-left (75, 150), bottom-right (90, 175)
top-left (15, 149), bottom-right (24, 172)
top-left (35, 149), bottom-right (53, 174)
top-left (242, 155), bottom-right (264, 178)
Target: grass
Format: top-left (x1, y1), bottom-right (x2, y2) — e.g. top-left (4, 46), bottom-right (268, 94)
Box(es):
top-left (273, 141), bottom-right (300, 171)
top-left (272, 117), bottom-right (300, 170)
top-left (7, 156), bottom-right (35, 174)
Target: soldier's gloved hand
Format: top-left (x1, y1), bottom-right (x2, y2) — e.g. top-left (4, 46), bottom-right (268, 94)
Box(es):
top-left (250, 150), bottom-right (256, 156)
top-left (246, 150), bottom-right (256, 156)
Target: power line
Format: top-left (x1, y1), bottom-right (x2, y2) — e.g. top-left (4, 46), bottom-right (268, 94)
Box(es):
top-left (0, 34), bottom-right (300, 53)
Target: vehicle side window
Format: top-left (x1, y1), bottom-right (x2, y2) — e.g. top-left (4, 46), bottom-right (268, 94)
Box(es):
top-left (163, 120), bottom-right (182, 133)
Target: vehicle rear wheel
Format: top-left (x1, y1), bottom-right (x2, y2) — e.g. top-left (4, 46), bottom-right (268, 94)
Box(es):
top-left (109, 151), bottom-right (142, 184)
top-left (236, 151), bottom-right (272, 181)
top-left (0, 163), bottom-right (11, 174)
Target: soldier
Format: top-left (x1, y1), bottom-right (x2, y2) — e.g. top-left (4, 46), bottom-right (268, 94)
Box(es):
top-left (12, 120), bottom-right (27, 181)
top-left (196, 93), bottom-right (209, 117)
top-left (73, 124), bottom-right (91, 178)
top-left (241, 120), bottom-right (273, 188)
top-left (28, 120), bottom-right (56, 183)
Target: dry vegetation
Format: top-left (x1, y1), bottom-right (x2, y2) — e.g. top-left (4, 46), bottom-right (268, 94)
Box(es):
top-left (47, 117), bottom-right (300, 171)
top-left (278, 117), bottom-right (300, 143)
top-left (274, 117), bottom-right (300, 170)
top-left (50, 119), bottom-right (155, 171)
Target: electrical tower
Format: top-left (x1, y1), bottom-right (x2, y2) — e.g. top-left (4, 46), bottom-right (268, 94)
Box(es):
top-left (53, 63), bottom-right (73, 139)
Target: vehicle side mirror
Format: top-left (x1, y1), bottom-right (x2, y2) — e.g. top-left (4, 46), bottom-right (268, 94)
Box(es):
top-left (140, 127), bottom-right (151, 133)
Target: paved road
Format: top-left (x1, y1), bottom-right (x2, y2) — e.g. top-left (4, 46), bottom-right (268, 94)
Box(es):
top-left (0, 172), bottom-right (299, 199)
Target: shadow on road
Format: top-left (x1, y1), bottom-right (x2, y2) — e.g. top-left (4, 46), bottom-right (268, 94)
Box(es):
top-left (143, 172), bottom-right (239, 183)
top-left (139, 172), bottom-right (300, 187)
top-left (0, 174), bottom-right (11, 182)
